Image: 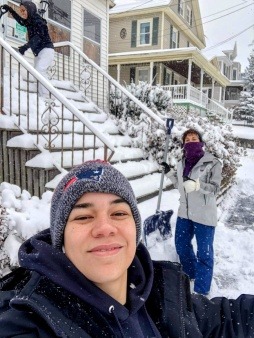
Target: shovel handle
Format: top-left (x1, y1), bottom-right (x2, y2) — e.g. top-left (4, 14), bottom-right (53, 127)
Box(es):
top-left (166, 118), bottom-right (174, 135)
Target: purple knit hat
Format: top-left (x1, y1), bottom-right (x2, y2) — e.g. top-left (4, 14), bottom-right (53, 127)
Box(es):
top-left (50, 160), bottom-right (141, 249)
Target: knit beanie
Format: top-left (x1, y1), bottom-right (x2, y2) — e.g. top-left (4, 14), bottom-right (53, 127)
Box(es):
top-left (50, 160), bottom-right (141, 249)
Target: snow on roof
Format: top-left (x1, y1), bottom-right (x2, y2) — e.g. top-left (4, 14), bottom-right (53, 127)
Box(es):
top-left (110, 0), bottom-right (171, 14)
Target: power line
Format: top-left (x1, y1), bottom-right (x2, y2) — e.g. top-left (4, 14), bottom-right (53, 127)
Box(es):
top-left (109, 1), bottom-right (254, 48)
top-left (204, 24), bottom-right (254, 52)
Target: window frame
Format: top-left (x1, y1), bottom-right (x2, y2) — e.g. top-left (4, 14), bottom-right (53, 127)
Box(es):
top-left (172, 27), bottom-right (178, 49)
top-left (47, 0), bottom-right (72, 30)
top-left (186, 5), bottom-right (192, 26)
top-left (83, 9), bottom-right (101, 66)
top-left (136, 66), bottom-right (150, 83)
top-left (137, 18), bottom-right (153, 46)
top-left (164, 68), bottom-right (171, 85)
top-left (178, 0), bottom-right (184, 17)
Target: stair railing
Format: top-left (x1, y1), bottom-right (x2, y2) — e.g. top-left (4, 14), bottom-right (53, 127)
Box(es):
top-left (53, 41), bottom-right (165, 127)
top-left (0, 36), bottom-right (115, 170)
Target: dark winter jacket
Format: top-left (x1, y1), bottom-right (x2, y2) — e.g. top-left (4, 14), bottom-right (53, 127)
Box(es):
top-left (8, 2), bottom-right (53, 56)
top-left (0, 229), bottom-right (254, 337)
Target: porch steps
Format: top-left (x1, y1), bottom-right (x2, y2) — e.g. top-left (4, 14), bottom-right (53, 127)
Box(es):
top-left (1, 75), bottom-right (173, 202)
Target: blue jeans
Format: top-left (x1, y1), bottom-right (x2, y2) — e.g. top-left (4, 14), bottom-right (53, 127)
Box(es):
top-left (175, 217), bottom-right (215, 295)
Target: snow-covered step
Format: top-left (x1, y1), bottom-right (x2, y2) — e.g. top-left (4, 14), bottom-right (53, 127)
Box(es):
top-left (7, 133), bottom-right (133, 150)
top-left (25, 146), bottom-right (145, 169)
top-left (0, 113), bottom-right (119, 135)
top-left (45, 160), bottom-right (161, 190)
top-left (129, 172), bottom-right (173, 201)
top-left (113, 160), bottom-right (159, 180)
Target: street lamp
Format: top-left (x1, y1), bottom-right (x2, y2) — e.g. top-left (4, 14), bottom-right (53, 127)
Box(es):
top-left (38, 0), bottom-right (49, 17)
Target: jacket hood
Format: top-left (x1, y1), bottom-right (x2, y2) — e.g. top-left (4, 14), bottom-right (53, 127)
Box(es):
top-left (18, 229), bottom-right (154, 321)
top-left (21, 1), bottom-right (37, 18)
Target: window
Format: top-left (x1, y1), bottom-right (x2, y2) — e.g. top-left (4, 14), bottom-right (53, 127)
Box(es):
top-left (233, 69), bottom-right (237, 80)
top-left (186, 6), bottom-right (192, 26)
top-left (138, 19), bottom-right (152, 46)
top-left (178, 0), bottom-right (184, 17)
top-left (47, 0), bottom-right (71, 45)
top-left (48, 0), bottom-right (71, 29)
top-left (131, 18), bottom-right (159, 48)
top-left (6, 2), bottom-right (27, 41)
top-left (137, 68), bottom-right (149, 83)
top-left (164, 70), bottom-right (171, 85)
top-left (83, 9), bottom-right (101, 65)
top-left (171, 27), bottom-right (178, 49)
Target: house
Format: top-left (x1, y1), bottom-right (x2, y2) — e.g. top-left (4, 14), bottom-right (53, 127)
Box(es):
top-left (108, 0), bottom-right (231, 121)
top-left (0, 0), bottom-right (174, 199)
top-left (0, 0), bottom-right (115, 71)
top-left (210, 42), bottom-right (245, 109)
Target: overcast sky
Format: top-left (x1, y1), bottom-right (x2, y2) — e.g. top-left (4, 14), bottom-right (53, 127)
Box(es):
top-left (199, 0), bottom-right (254, 71)
top-left (113, 0), bottom-right (254, 71)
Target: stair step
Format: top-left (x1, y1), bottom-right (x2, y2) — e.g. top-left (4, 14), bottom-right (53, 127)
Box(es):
top-left (129, 172), bottom-right (173, 201)
top-left (45, 168), bottom-right (174, 204)
top-left (113, 160), bottom-right (159, 180)
top-left (1, 113), bottom-right (119, 134)
top-left (25, 146), bottom-right (144, 169)
top-left (7, 133), bottom-right (132, 150)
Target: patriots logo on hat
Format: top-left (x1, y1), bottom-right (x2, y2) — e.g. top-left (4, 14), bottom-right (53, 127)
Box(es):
top-left (64, 167), bottom-right (104, 190)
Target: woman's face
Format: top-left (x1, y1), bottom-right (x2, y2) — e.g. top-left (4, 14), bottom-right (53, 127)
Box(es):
top-left (184, 133), bottom-right (200, 143)
top-left (19, 5), bottom-right (28, 19)
top-left (64, 192), bottom-right (136, 296)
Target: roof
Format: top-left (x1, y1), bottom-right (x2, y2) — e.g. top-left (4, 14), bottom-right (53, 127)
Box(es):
top-left (110, 0), bottom-right (171, 14)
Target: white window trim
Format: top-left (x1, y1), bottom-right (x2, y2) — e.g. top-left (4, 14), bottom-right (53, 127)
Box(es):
top-left (172, 27), bottom-right (178, 49)
top-left (136, 66), bottom-right (150, 83)
top-left (179, 0), bottom-right (184, 17)
top-left (83, 9), bottom-right (101, 45)
top-left (137, 18), bottom-right (153, 47)
top-left (186, 5), bottom-right (192, 25)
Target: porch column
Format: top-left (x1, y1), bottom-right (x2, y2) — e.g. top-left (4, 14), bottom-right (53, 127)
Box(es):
top-left (187, 59), bottom-right (192, 100)
top-left (150, 61), bottom-right (154, 84)
top-left (200, 69), bottom-right (204, 103)
top-left (117, 64), bottom-right (121, 83)
top-left (211, 79), bottom-right (215, 100)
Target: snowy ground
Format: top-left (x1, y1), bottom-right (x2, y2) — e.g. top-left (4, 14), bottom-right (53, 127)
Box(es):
top-left (1, 130), bottom-right (254, 299)
top-left (141, 148), bottom-right (254, 299)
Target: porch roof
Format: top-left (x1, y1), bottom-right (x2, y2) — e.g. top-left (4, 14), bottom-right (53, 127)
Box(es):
top-left (108, 47), bottom-right (230, 87)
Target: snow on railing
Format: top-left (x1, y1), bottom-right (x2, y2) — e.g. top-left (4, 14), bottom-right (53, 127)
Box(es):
top-left (161, 84), bottom-right (232, 123)
top-left (0, 36), bottom-right (115, 171)
top-left (53, 41), bottom-right (165, 128)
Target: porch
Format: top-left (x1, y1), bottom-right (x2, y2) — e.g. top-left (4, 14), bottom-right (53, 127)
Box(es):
top-left (109, 47), bottom-right (232, 123)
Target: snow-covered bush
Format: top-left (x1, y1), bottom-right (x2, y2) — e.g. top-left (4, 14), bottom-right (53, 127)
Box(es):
top-left (109, 83), bottom-right (242, 189)
top-left (0, 205), bottom-right (11, 277)
top-left (0, 183), bottom-right (52, 275)
top-left (110, 81), bottom-right (172, 119)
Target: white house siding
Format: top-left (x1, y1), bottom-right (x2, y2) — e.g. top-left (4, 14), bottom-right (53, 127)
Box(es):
top-left (77, 0), bottom-right (108, 72)
top-left (71, 0), bottom-right (109, 109)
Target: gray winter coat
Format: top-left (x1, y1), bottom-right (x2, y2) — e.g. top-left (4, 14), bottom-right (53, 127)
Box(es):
top-left (167, 152), bottom-right (222, 226)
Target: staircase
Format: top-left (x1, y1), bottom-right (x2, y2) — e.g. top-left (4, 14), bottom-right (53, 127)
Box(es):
top-left (0, 38), bottom-right (173, 202)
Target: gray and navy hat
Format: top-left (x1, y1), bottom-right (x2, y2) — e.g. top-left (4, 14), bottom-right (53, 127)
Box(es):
top-left (50, 160), bottom-right (141, 249)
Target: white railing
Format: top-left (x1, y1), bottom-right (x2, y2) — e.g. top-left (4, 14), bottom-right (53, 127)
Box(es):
top-left (161, 84), bottom-right (232, 123)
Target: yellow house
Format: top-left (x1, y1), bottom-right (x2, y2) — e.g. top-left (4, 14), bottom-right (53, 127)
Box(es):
top-left (108, 0), bottom-right (231, 120)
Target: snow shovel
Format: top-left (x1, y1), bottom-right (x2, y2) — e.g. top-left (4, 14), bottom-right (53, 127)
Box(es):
top-left (143, 118), bottom-right (174, 246)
